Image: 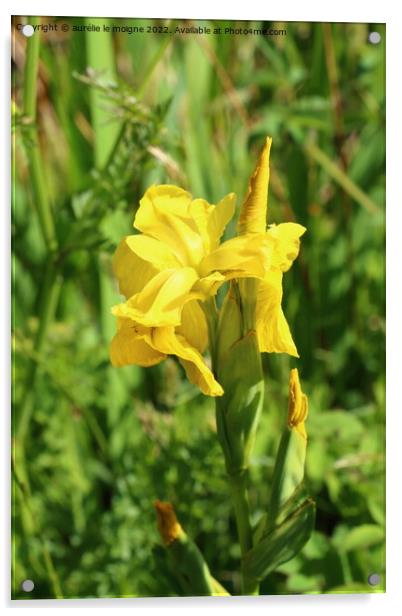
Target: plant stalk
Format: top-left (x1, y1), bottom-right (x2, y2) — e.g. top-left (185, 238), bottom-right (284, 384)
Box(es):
top-left (16, 16), bottom-right (62, 444)
top-left (228, 472), bottom-right (260, 595)
top-left (23, 16), bottom-right (57, 254)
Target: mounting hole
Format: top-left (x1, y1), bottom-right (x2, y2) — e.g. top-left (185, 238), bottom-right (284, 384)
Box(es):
top-left (368, 573), bottom-right (381, 586)
top-left (368, 31), bottom-right (381, 45)
top-left (22, 24), bottom-right (35, 37)
top-left (21, 579), bottom-right (34, 592)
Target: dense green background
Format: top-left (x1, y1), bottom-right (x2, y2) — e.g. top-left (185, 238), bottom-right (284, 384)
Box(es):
top-left (12, 18), bottom-right (385, 598)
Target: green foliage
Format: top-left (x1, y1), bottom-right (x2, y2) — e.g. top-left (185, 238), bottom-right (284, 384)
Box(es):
top-left (12, 18), bottom-right (385, 598)
top-left (244, 498), bottom-right (315, 582)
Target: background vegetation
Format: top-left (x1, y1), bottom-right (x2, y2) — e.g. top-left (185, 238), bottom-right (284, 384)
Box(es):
top-left (12, 17), bottom-right (385, 598)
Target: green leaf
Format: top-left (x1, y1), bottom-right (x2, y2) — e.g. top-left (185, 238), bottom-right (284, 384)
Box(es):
top-left (341, 525), bottom-right (384, 552)
top-left (85, 19), bottom-right (121, 168)
top-left (243, 499), bottom-right (315, 582)
top-left (267, 428), bottom-right (307, 527)
top-left (166, 533), bottom-right (216, 596)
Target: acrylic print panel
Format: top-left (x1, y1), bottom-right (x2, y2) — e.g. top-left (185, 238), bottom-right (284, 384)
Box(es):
top-left (11, 15), bottom-right (385, 599)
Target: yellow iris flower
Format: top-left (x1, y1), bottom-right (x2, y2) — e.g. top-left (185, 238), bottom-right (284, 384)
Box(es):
top-left (110, 138), bottom-right (306, 396)
top-left (110, 185), bottom-right (269, 396)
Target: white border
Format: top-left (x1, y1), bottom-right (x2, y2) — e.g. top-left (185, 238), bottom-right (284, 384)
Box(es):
top-left (3, 1), bottom-right (402, 614)
top-left (2, 1), bottom-right (393, 22)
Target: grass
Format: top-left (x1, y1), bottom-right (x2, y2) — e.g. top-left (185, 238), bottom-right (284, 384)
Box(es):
top-left (12, 17), bottom-right (385, 598)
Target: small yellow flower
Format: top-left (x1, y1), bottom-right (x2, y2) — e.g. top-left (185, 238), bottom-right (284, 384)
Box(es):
top-left (288, 368), bottom-right (308, 440)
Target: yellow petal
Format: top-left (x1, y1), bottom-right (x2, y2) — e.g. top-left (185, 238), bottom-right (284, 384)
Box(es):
top-left (188, 197), bottom-right (215, 247)
top-left (238, 137), bottom-right (272, 235)
top-left (200, 234), bottom-right (270, 280)
top-left (112, 236), bottom-right (157, 299)
top-left (134, 185), bottom-right (206, 267)
top-left (112, 267), bottom-right (200, 327)
top-left (135, 184), bottom-right (193, 224)
top-left (125, 234), bottom-right (181, 271)
top-left (207, 193), bottom-right (236, 250)
top-left (176, 300), bottom-right (208, 353)
top-left (288, 368), bottom-right (308, 440)
top-left (193, 272), bottom-right (226, 298)
top-left (268, 222), bottom-right (306, 272)
top-left (149, 327), bottom-right (223, 397)
top-left (110, 319), bottom-right (165, 367)
top-left (256, 270), bottom-right (299, 356)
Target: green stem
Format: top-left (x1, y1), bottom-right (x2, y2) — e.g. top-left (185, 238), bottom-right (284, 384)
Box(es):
top-left (23, 18), bottom-right (40, 118)
top-left (16, 16), bottom-right (62, 444)
top-left (23, 16), bottom-right (57, 253)
top-left (228, 472), bottom-right (260, 595)
top-left (228, 472), bottom-right (252, 555)
top-left (16, 263), bottom-right (62, 444)
top-left (208, 289), bottom-right (260, 595)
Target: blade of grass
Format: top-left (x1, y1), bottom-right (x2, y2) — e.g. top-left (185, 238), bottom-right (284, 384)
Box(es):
top-left (16, 17), bottom-right (62, 445)
top-left (136, 26), bottom-right (174, 100)
top-left (12, 462), bottom-right (64, 599)
top-left (85, 18), bottom-right (120, 168)
top-left (304, 136), bottom-right (380, 214)
top-left (22, 16), bottom-right (57, 254)
top-left (85, 23), bottom-right (127, 431)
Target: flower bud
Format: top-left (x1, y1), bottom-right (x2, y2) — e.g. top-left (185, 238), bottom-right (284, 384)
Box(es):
top-left (237, 137), bottom-right (272, 235)
top-left (154, 500), bottom-right (183, 546)
top-left (215, 286), bottom-right (264, 477)
top-left (266, 369), bottom-right (309, 528)
top-left (288, 368), bottom-right (308, 441)
top-left (154, 500), bottom-right (229, 596)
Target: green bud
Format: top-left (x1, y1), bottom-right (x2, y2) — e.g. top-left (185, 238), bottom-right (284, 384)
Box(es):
top-left (155, 500), bottom-right (216, 596)
top-left (215, 287), bottom-right (264, 477)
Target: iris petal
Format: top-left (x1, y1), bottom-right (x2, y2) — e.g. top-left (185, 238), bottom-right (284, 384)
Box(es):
top-left (255, 271), bottom-right (299, 357)
top-left (112, 236), bottom-right (157, 299)
top-left (176, 300), bottom-right (208, 353)
top-left (125, 234), bottom-right (181, 270)
top-left (112, 267), bottom-right (200, 327)
top-left (149, 327), bottom-right (224, 397)
top-left (267, 223), bottom-right (306, 272)
top-left (207, 193), bottom-right (236, 250)
top-left (134, 185), bottom-right (206, 267)
top-left (110, 319), bottom-right (166, 367)
top-left (200, 234), bottom-right (269, 280)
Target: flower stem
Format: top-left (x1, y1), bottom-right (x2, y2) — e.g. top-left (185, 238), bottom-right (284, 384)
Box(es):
top-left (16, 18), bottom-right (61, 444)
top-left (16, 263), bottom-right (62, 444)
top-left (23, 16), bottom-right (57, 254)
top-left (228, 472), bottom-right (260, 595)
